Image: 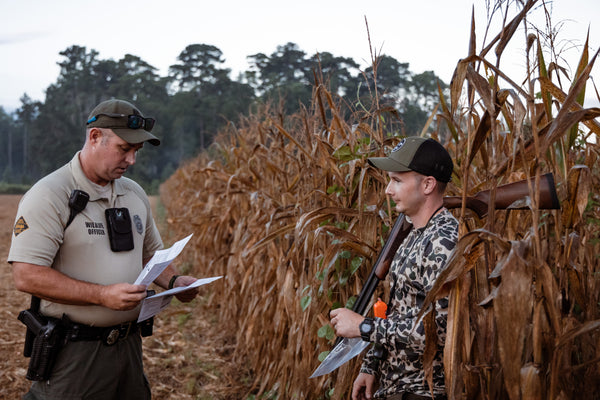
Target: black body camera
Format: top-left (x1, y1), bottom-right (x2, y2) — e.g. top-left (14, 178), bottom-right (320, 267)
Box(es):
top-left (105, 208), bottom-right (134, 252)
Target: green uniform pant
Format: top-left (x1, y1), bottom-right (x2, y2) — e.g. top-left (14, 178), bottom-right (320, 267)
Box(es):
top-left (24, 333), bottom-right (151, 400)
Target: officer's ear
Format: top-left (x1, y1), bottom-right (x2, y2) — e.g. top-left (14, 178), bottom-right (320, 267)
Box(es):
top-left (87, 127), bottom-right (103, 146)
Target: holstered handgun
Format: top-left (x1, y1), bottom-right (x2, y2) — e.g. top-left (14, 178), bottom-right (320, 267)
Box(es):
top-left (18, 308), bottom-right (65, 381)
top-left (22, 296), bottom-right (40, 358)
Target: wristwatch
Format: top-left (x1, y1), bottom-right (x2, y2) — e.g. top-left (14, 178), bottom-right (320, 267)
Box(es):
top-left (359, 317), bottom-right (375, 342)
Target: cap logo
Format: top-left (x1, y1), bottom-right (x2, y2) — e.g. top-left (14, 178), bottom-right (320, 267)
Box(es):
top-left (391, 138), bottom-right (406, 153)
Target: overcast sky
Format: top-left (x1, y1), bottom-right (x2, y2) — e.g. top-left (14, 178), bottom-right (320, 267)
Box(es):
top-left (1, 0), bottom-right (598, 111)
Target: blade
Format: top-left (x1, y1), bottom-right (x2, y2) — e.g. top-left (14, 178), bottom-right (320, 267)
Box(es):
top-left (310, 337), bottom-right (370, 378)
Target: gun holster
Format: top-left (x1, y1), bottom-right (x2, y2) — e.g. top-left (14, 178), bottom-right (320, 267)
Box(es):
top-left (18, 309), bottom-right (66, 381)
top-left (139, 317), bottom-right (154, 337)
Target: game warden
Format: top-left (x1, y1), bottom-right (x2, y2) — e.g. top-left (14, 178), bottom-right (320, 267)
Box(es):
top-left (8, 99), bottom-right (200, 400)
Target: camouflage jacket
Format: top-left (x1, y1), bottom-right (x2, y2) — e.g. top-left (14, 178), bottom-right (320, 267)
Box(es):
top-left (360, 209), bottom-right (458, 398)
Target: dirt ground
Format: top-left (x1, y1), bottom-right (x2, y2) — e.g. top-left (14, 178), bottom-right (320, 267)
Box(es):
top-left (0, 195), bottom-right (245, 400)
top-left (0, 195), bottom-right (31, 398)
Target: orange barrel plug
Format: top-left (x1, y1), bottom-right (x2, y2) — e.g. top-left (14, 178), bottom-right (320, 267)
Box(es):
top-left (373, 298), bottom-right (387, 319)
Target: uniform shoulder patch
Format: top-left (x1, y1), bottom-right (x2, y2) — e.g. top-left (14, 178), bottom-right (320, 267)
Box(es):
top-left (14, 216), bottom-right (29, 237)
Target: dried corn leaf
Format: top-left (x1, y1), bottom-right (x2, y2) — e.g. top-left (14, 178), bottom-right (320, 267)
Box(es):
top-left (494, 240), bottom-right (533, 400)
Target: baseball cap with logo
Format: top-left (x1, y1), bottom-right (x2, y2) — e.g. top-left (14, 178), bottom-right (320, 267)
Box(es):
top-left (368, 136), bottom-right (453, 182)
top-left (86, 99), bottom-right (160, 146)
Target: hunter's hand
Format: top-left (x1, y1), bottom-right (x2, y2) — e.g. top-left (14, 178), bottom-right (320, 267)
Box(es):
top-left (329, 308), bottom-right (363, 338)
top-left (100, 283), bottom-right (147, 311)
top-left (352, 372), bottom-right (376, 400)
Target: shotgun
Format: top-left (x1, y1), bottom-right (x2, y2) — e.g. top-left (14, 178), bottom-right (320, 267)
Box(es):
top-left (311, 173), bottom-right (561, 377)
top-left (350, 172), bottom-right (559, 317)
top-left (315, 172), bottom-right (560, 370)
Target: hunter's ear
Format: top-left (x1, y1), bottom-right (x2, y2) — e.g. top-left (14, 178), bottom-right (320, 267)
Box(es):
top-left (423, 176), bottom-right (437, 195)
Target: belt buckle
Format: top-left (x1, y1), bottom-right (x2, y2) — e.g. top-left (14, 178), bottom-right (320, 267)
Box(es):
top-left (105, 322), bottom-right (133, 345)
top-left (105, 328), bottom-right (120, 345)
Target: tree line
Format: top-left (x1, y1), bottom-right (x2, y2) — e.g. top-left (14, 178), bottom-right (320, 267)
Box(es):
top-left (0, 42), bottom-right (447, 193)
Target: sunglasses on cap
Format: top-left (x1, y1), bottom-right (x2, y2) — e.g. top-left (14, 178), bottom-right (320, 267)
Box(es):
top-left (86, 113), bottom-right (155, 132)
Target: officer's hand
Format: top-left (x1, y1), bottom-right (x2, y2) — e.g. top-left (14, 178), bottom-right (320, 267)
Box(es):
top-left (171, 275), bottom-right (199, 303)
top-left (100, 283), bottom-right (147, 311)
top-left (352, 372), bottom-right (376, 400)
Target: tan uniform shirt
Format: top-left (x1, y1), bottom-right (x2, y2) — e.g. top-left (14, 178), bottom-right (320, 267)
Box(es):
top-left (8, 152), bottom-right (163, 326)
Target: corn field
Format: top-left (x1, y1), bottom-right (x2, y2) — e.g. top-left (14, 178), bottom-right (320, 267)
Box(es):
top-left (160, 0), bottom-right (600, 398)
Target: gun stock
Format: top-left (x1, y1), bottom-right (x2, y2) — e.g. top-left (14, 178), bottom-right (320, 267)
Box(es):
top-left (443, 173), bottom-right (560, 218)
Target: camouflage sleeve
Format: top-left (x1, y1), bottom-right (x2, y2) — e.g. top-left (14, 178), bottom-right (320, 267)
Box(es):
top-left (360, 346), bottom-right (379, 375)
top-left (371, 309), bottom-right (425, 354)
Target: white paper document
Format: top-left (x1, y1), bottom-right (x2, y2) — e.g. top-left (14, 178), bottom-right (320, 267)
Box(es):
top-left (134, 234), bottom-right (193, 286)
top-left (137, 276), bottom-right (223, 322)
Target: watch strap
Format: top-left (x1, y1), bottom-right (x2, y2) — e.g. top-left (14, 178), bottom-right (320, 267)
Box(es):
top-left (168, 275), bottom-right (180, 289)
top-left (360, 317), bottom-right (374, 342)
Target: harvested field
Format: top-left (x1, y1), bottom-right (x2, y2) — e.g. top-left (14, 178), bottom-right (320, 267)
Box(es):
top-left (0, 195), bottom-right (30, 398)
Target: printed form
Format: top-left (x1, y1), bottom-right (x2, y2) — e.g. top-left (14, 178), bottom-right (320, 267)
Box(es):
top-left (134, 234), bottom-right (222, 322)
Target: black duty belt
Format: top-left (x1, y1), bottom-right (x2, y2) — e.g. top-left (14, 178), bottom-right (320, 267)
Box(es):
top-left (64, 320), bottom-right (139, 346)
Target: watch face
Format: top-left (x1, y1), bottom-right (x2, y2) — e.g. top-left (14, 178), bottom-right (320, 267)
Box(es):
top-left (360, 320), bottom-right (373, 334)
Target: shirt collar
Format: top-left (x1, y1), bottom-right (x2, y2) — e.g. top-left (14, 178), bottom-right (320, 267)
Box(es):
top-left (69, 151), bottom-right (126, 201)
